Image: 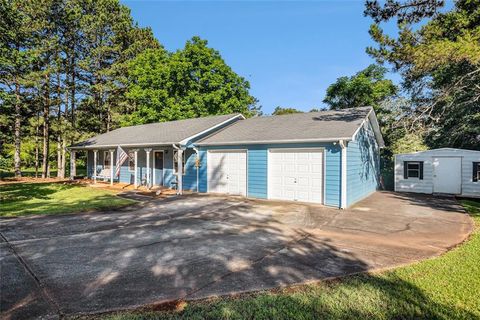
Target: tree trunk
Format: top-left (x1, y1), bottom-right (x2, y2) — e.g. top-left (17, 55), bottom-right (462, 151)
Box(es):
top-left (57, 138), bottom-right (63, 178)
top-left (34, 112), bottom-right (40, 178)
top-left (106, 102), bottom-right (111, 132)
top-left (14, 78), bottom-right (22, 177)
top-left (56, 69), bottom-right (64, 178)
top-left (61, 139), bottom-right (66, 179)
top-left (70, 53), bottom-right (75, 128)
top-left (41, 74), bottom-right (50, 178)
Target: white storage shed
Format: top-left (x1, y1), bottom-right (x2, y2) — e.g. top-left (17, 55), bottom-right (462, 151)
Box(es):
top-left (394, 148), bottom-right (480, 197)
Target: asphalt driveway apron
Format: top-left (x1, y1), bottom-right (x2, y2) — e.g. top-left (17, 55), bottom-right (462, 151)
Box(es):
top-left (0, 192), bottom-right (473, 319)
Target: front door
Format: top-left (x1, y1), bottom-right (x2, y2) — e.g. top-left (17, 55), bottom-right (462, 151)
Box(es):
top-left (433, 157), bottom-right (462, 194)
top-left (153, 151), bottom-right (164, 186)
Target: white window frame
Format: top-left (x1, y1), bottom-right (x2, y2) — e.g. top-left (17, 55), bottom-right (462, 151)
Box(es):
top-left (103, 151), bottom-right (111, 169)
top-left (127, 151), bottom-right (135, 172)
top-left (173, 149), bottom-right (186, 175)
top-left (476, 163), bottom-right (480, 182)
top-left (406, 161), bottom-right (421, 179)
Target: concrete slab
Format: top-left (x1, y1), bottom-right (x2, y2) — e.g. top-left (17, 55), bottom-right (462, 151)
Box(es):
top-left (0, 191), bottom-right (473, 318)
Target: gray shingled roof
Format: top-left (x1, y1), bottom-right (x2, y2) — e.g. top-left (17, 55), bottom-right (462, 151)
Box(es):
top-left (197, 107), bottom-right (378, 145)
top-left (70, 114), bottom-right (241, 149)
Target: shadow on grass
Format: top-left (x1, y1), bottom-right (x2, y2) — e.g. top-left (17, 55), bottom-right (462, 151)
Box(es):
top-left (116, 272), bottom-right (478, 320)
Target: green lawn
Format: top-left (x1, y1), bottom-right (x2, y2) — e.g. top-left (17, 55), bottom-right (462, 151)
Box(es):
top-left (0, 182), bottom-right (135, 217)
top-left (106, 199), bottom-right (480, 320)
top-left (0, 167), bottom-right (87, 179)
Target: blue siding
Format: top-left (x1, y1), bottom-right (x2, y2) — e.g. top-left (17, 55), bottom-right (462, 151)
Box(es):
top-left (198, 143), bottom-right (342, 207)
top-left (346, 122), bottom-right (380, 206)
top-left (183, 149), bottom-right (199, 191)
top-left (87, 150), bottom-right (94, 177)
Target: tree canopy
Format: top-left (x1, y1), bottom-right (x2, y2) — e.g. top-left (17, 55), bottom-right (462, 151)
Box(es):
top-left (272, 107), bottom-right (303, 115)
top-left (365, 0), bottom-right (480, 149)
top-left (323, 64), bottom-right (398, 111)
top-left (121, 37), bottom-right (260, 126)
top-left (0, 1), bottom-right (258, 177)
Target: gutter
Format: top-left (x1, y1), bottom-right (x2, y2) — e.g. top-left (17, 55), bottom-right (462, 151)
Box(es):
top-left (196, 137), bottom-right (353, 146)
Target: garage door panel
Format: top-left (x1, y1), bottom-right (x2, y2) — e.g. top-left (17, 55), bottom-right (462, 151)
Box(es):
top-left (296, 164), bottom-right (309, 173)
top-left (311, 177), bottom-right (323, 188)
top-left (296, 176), bottom-right (309, 187)
top-left (208, 151), bottom-right (247, 196)
top-left (268, 149), bottom-right (323, 204)
top-left (311, 164), bottom-right (323, 173)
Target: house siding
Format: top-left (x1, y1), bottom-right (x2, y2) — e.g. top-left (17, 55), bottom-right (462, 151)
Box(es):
top-left (198, 142), bottom-right (342, 207)
top-left (346, 121), bottom-right (380, 207)
top-left (395, 149), bottom-right (480, 197)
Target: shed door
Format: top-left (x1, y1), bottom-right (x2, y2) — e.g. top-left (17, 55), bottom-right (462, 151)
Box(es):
top-left (433, 157), bottom-right (462, 194)
top-left (208, 150), bottom-right (247, 196)
top-left (268, 149), bottom-right (323, 203)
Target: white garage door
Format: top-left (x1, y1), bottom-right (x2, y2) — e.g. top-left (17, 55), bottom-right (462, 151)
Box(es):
top-left (268, 148), bottom-right (323, 203)
top-left (207, 150), bottom-right (247, 196)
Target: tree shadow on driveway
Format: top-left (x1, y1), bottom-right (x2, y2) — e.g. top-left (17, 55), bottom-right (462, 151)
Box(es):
top-left (0, 194), bottom-right (474, 319)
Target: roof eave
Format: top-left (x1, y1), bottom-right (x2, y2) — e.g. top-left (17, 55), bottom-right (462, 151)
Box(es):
top-left (178, 114), bottom-right (244, 146)
top-left (67, 142), bottom-right (177, 150)
top-left (196, 137), bottom-right (353, 146)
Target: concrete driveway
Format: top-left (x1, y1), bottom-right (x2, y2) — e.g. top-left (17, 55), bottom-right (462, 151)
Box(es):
top-left (0, 192), bottom-right (473, 319)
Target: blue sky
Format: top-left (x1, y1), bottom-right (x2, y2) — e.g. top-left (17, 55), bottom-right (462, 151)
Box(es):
top-left (123, 1), bottom-right (398, 114)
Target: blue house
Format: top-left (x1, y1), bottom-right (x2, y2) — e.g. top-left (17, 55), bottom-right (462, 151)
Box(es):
top-left (69, 107), bottom-right (384, 208)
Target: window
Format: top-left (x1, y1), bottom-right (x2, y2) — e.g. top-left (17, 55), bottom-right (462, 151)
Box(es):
top-left (128, 151), bottom-right (135, 172)
top-left (474, 162), bottom-right (480, 182)
top-left (404, 161), bottom-right (423, 180)
top-left (104, 151), bottom-right (111, 169)
top-left (173, 150), bottom-right (186, 175)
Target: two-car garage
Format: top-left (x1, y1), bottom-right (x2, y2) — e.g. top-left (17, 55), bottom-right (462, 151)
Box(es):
top-left (207, 148), bottom-right (324, 204)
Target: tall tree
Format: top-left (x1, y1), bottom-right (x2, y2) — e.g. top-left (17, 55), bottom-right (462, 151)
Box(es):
top-left (323, 64), bottom-right (398, 111)
top-left (0, 0), bottom-right (32, 177)
top-left (123, 36), bottom-right (260, 125)
top-left (365, 0), bottom-right (480, 149)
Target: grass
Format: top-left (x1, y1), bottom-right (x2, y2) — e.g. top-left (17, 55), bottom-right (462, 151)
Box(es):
top-left (0, 182), bottom-right (135, 217)
top-left (105, 199), bottom-right (480, 320)
top-left (0, 166), bottom-right (87, 179)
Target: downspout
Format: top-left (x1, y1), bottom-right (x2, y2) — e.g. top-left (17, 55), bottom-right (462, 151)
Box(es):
top-left (193, 146), bottom-right (199, 192)
top-left (339, 140), bottom-right (347, 209)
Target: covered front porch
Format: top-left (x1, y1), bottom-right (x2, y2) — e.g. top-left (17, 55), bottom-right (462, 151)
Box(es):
top-left (69, 145), bottom-right (200, 195)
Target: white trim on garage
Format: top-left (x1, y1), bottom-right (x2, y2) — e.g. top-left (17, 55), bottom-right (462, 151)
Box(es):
top-left (267, 147), bottom-right (325, 204)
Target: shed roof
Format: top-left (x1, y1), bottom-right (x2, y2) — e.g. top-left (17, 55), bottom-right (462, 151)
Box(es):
top-left (395, 148), bottom-right (480, 157)
top-left (70, 113), bottom-right (242, 149)
top-left (197, 107), bottom-right (383, 146)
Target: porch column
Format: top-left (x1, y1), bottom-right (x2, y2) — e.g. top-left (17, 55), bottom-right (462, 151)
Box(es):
top-left (177, 149), bottom-right (183, 195)
top-left (144, 148), bottom-right (152, 188)
top-left (133, 149), bottom-right (138, 189)
top-left (70, 150), bottom-right (76, 180)
top-left (93, 150), bottom-right (98, 183)
top-left (109, 149), bottom-right (115, 186)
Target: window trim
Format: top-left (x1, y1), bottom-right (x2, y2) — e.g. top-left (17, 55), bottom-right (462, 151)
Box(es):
top-left (128, 151), bottom-right (135, 172)
top-left (474, 162), bottom-right (480, 183)
top-left (173, 149), bottom-right (186, 176)
top-left (404, 161), bottom-right (423, 180)
top-left (104, 151), bottom-right (111, 169)
top-left (407, 162), bottom-right (420, 179)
